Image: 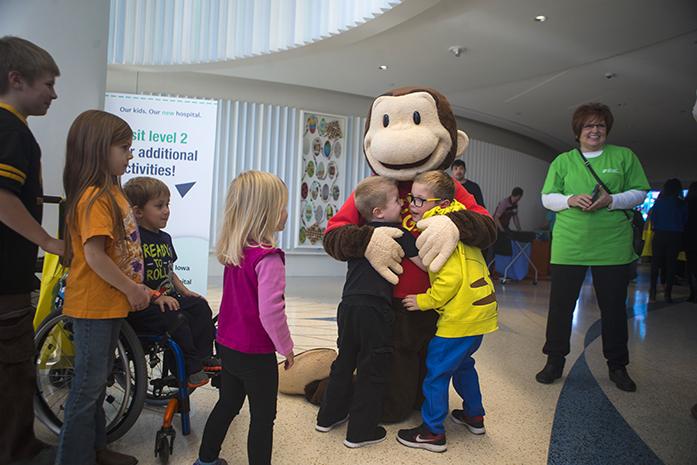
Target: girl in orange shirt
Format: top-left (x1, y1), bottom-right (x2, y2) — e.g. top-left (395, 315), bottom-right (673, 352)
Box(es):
top-left (56, 110), bottom-right (150, 465)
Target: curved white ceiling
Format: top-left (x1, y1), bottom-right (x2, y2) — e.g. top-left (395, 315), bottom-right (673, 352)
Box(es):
top-left (109, 0), bottom-right (697, 181)
top-left (108, 0), bottom-right (402, 65)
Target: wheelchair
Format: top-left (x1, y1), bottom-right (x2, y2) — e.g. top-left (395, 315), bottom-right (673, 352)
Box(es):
top-left (34, 201), bottom-right (219, 463)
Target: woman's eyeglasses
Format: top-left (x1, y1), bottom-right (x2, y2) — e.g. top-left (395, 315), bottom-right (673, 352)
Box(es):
top-left (582, 123), bottom-right (606, 130)
top-left (407, 193), bottom-right (442, 207)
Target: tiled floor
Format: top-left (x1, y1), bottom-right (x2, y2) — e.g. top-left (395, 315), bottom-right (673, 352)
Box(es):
top-left (36, 267), bottom-right (697, 464)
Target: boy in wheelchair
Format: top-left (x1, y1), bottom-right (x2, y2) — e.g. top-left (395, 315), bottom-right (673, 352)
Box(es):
top-left (124, 177), bottom-right (220, 388)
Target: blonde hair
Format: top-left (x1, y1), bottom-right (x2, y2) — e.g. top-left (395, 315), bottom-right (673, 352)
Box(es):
top-left (413, 170), bottom-right (455, 200)
top-left (0, 36), bottom-right (60, 94)
top-left (123, 176), bottom-right (170, 208)
top-left (63, 110), bottom-right (133, 266)
top-left (216, 171), bottom-right (288, 266)
top-left (355, 176), bottom-right (398, 220)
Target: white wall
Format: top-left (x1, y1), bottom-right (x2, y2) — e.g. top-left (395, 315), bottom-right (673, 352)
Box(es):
top-left (1, 0), bottom-right (110, 235)
top-left (458, 139), bottom-right (550, 231)
top-left (108, 69), bottom-right (550, 276)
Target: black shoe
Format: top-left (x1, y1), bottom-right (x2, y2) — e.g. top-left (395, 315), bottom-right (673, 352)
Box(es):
top-left (343, 426), bottom-right (387, 448)
top-left (691, 403), bottom-right (697, 420)
top-left (396, 424), bottom-right (446, 453)
top-left (609, 367), bottom-right (637, 392)
top-left (535, 358), bottom-right (565, 384)
top-left (315, 414), bottom-right (349, 432)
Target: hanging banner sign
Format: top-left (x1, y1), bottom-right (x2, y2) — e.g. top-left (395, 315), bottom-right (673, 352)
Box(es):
top-left (105, 92), bottom-right (218, 296)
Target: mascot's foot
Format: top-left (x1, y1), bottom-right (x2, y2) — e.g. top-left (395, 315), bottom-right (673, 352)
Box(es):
top-left (304, 378), bottom-right (327, 406)
top-left (343, 427), bottom-right (387, 449)
top-left (315, 415), bottom-right (349, 433)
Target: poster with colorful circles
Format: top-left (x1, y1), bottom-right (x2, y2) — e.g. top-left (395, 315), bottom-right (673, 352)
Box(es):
top-left (297, 111), bottom-right (348, 247)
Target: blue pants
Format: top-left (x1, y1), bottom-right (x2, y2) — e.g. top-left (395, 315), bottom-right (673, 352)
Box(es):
top-left (422, 335), bottom-right (485, 434)
top-left (56, 317), bottom-right (122, 465)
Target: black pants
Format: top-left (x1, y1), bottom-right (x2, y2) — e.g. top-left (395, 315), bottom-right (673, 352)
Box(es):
top-left (127, 295), bottom-right (214, 374)
top-left (0, 300), bottom-right (47, 464)
top-left (543, 264), bottom-right (630, 369)
top-left (382, 298), bottom-right (438, 422)
top-left (687, 247), bottom-right (697, 299)
top-left (198, 346), bottom-right (278, 465)
top-left (318, 296), bottom-right (393, 441)
top-left (650, 231), bottom-right (683, 297)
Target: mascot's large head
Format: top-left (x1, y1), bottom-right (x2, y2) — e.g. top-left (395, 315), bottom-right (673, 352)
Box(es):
top-left (363, 87), bottom-right (469, 181)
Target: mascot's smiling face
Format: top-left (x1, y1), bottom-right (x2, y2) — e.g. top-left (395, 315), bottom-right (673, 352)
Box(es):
top-left (363, 88), bottom-right (469, 181)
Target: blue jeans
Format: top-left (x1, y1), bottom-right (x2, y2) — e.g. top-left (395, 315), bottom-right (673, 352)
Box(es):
top-left (422, 335), bottom-right (485, 434)
top-left (55, 317), bottom-right (122, 465)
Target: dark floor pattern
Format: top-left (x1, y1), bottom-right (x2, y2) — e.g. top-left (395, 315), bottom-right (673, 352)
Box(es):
top-left (548, 303), bottom-right (666, 465)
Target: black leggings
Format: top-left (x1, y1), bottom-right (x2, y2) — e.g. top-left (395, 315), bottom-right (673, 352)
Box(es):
top-left (543, 264), bottom-right (630, 369)
top-left (650, 231), bottom-right (683, 297)
top-left (198, 345), bottom-right (278, 465)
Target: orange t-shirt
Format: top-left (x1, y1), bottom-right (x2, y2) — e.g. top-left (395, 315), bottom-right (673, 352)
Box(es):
top-left (63, 186), bottom-right (144, 319)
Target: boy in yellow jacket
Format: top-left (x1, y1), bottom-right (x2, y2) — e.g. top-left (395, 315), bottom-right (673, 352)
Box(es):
top-left (397, 170), bottom-right (498, 453)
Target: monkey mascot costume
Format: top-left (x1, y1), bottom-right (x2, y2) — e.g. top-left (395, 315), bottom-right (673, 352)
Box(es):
top-left (288, 87), bottom-right (496, 422)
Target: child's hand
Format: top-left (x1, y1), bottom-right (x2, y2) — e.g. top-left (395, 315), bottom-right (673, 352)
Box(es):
top-left (128, 284), bottom-right (151, 311)
top-left (402, 295), bottom-right (420, 311)
top-left (155, 295), bottom-right (180, 312)
top-left (284, 352), bottom-right (295, 370)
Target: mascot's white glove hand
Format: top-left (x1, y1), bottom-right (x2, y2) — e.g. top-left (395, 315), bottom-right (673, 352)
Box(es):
top-left (416, 215), bottom-right (459, 273)
top-left (365, 227), bottom-right (405, 285)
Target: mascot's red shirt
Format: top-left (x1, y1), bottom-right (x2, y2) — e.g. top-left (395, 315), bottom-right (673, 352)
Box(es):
top-left (326, 179), bottom-right (490, 298)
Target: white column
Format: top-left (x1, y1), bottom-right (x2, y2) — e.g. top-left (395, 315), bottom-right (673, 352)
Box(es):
top-left (0, 0), bottom-right (110, 232)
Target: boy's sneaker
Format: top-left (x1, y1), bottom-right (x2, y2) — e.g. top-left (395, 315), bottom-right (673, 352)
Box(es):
top-left (396, 424), bottom-right (447, 453)
top-left (193, 459), bottom-right (228, 465)
top-left (315, 414), bottom-right (349, 432)
top-left (187, 370), bottom-right (210, 388)
top-left (450, 410), bottom-right (486, 435)
top-left (202, 356), bottom-right (222, 372)
top-left (343, 426), bottom-right (387, 448)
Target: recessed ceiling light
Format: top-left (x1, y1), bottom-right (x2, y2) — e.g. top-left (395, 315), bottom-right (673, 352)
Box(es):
top-left (378, 65), bottom-right (388, 70)
top-left (534, 15), bottom-right (547, 22)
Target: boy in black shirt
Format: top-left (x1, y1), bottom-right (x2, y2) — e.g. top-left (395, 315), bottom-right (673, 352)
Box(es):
top-left (123, 177), bottom-right (218, 388)
top-left (0, 36), bottom-right (62, 465)
top-left (316, 176), bottom-right (423, 448)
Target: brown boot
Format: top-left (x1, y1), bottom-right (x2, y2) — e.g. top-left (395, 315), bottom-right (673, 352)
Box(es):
top-left (96, 448), bottom-right (138, 465)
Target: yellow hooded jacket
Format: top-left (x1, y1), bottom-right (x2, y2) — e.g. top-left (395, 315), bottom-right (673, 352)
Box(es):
top-left (415, 200), bottom-right (498, 337)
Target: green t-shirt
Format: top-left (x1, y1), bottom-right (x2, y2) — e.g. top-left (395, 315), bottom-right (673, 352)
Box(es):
top-left (542, 144), bottom-right (650, 265)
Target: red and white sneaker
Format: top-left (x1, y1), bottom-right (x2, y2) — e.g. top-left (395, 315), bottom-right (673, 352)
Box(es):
top-left (396, 424), bottom-right (446, 453)
top-left (450, 410), bottom-right (485, 435)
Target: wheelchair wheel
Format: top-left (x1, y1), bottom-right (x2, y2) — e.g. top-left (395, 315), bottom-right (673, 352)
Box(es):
top-left (34, 312), bottom-right (147, 442)
top-left (144, 345), bottom-right (180, 405)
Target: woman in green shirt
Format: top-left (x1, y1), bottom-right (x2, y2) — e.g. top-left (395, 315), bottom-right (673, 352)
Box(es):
top-left (535, 103), bottom-right (649, 392)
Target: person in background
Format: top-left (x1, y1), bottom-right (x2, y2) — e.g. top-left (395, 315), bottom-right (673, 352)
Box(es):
top-left (685, 181), bottom-right (697, 303)
top-left (647, 178), bottom-right (687, 303)
top-left (451, 159), bottom-right (485, 207)
top-left (536, 102), bottom-right (649, 392)
top-left (0, 36), bottom-right (62, 465)
top-left (494, 187), bottom-right (523, 232)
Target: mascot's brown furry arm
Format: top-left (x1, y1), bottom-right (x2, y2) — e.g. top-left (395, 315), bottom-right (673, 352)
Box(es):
top-left (296, 87), bottom-right (496, 422)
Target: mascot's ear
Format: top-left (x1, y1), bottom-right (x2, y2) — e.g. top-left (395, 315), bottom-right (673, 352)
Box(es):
top-left (455, 130), bottom-right (470, 157)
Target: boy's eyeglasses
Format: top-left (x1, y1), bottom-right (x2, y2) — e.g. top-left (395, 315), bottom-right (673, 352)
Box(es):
top-left (407, 193), bottom-right (442, 207)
